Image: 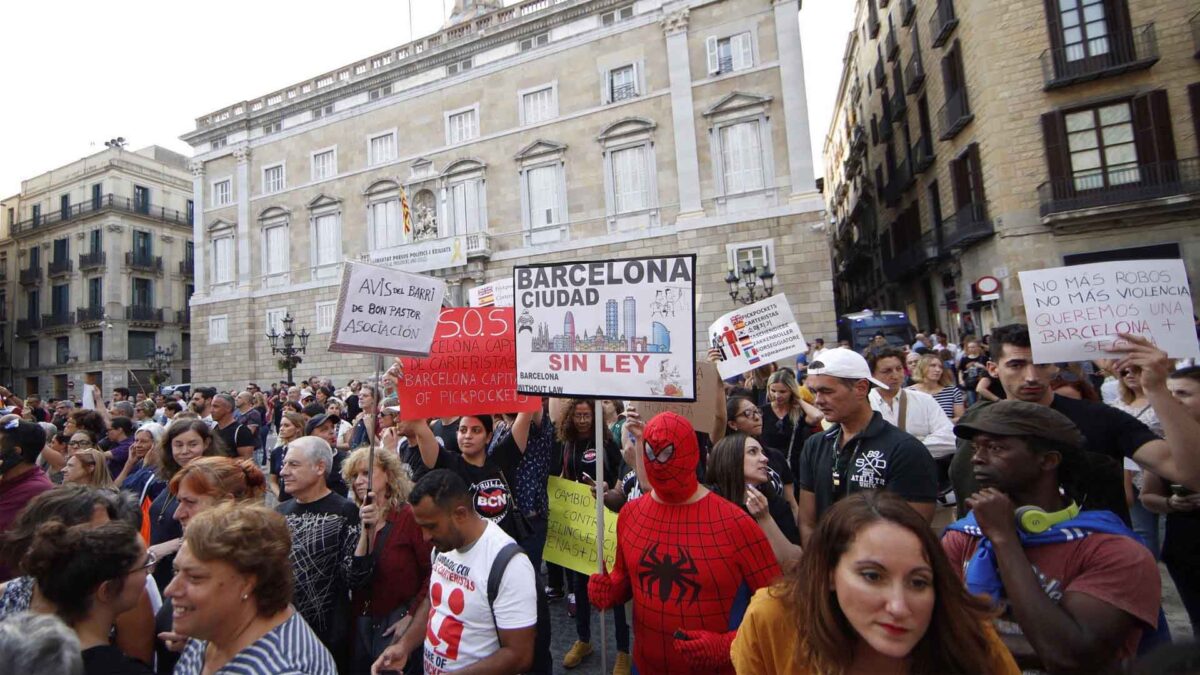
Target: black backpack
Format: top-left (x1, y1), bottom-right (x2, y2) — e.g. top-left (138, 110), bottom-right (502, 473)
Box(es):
top-left (487, 543), bottom-right (552, 675)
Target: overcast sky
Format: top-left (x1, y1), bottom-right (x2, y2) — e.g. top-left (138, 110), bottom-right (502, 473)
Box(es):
top-left (0, 0), bottom-right (852, 199)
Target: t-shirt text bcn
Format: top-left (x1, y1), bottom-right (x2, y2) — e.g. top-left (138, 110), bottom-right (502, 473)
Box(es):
top-left (517, 259), bottom-right (693, 308)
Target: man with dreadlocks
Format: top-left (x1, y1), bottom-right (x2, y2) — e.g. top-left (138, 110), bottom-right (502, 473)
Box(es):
top-left (587, 412), bottom-right (779, 674)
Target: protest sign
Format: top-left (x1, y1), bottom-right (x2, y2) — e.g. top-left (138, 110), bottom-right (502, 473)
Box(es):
top-left (708, 294), bottom-right (808, 379)
top-left (397, 308), bottom-right (541, 420)
top-left (468, 278), bottom-right (515, 308)
top-left (328, 260), bottom-right (446, 357)
top-left (514, 255), bottom-right (697, 401)
top-left (635, 361), bottom-right (721, 431)
top-left (359, 235), bottom-right (468, 273)
top-left (543, 476), bottom-right (617, 576)
top-left (1019, 259), bottom-right (1199, 363)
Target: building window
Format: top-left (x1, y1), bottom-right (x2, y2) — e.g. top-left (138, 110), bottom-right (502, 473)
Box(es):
top-left (611, 145), bottom-right (650, 213)
top-left (1054, 0), bottom-right (1110, 62)
top-left (132, 278), bottom-right (153, 308)
top-left (265, 308), bottom-right (287, 335)
top-left (87, 277), bottom-right (102, 308)
top-left (28, 341), bottom-right (39, 369)
top-left (208, 315), bottom-right (228, 344)
top-left (311, 211), bottom-right (342, 271)
top-left (601, 5), bottom-right (634, 25)
top-left (720, 120), bottom-right (766, 195)
top-left (262, 164), bottom-right (285, 194)
top-left (316, 302), bottom-right (336, 333)
top-left (211, 137), bottom-right (227, 151)
top-left (726, 240), bottom-right (776, 279)
top-left (526, 165), bottom-right (563, 229)
top-left (134, 185), bottom-right (150, 213)
top-left (446, 178), bottom-right (484, 235)
top-left (369, 84), bottom-right (393, 101)
top-left (446, 107), bottom-right (479, 145)
top-left (1064, 102), bottom-right (1138, 190)
top-left (212, 179), bottom-right (232, 206)
top-left (368, 131), bottom-right (397, 166)
top-left (128, 331), bottom-right (156, 360)
top-left (51, 284), bottom-right (69, 317)
top-left (519, 33), bottom-right (549, 51)
top-left (311, 104), bottom-right (334, 120)
top-left (706, 32), bottom-right (754, 75)
top-left (311, 148), bottom-right (337, 181)
top-left (55, 337), bottom-right (70, 365)
top-left (212, 235), bottom-right (234, 284)
top-left (60, 195), bottom-right (70, 220)
top-left (521, 85), bottom-right (558, 125)
top-left (606, 64), bottom-right (640, 103)
top-left (133, 230), bottom-right (152, 259)
top-left (447, 58), bottom-right (473, 75)
top-left (950, 143), bottom-right (987, 216)
top-left (31, 204), bottom-right (41, 225)
top-left (262, 121), bottom-right (281, 135)
top-left (263, 222), bottom-right (289, 277)
top-left (370, 197), bottom-right (403, 249)
top-left (88, 332), bottom-right (103, 361)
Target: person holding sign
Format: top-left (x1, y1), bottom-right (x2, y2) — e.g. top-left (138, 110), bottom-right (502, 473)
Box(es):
top-left (552, 399), bottom-right (630, 672)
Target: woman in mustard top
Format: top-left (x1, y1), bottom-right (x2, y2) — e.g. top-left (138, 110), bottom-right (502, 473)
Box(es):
top-left (732, 492), bottom-right (1018, 674)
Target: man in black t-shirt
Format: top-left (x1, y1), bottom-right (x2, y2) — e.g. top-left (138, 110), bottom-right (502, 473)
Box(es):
top-left (277, 436), bottom-right (359, 669)
top-left (211, 393), bottom-right (254, 459)
top-left (950, 324), bottom-right (1200, 522)
top-left (798, 348), bottom-right (937, 546)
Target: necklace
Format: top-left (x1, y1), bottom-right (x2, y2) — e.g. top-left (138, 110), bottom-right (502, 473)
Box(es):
top-left (156, 493), bottom-right (176, 525)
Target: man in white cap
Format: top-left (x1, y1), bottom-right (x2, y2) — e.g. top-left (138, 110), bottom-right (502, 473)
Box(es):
top-left (796, 348), bottom-right (938, 545)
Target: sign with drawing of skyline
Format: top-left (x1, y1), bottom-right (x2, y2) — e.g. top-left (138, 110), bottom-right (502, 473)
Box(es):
top-left (514, 255), bottom-right (697, 401)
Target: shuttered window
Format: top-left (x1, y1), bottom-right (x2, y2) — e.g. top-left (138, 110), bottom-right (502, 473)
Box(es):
top-left (950, 143), bottom-right (986, 215)
top-left (611, 146), bottom-right (649, 213)
top-left (370, 200), bottom-right (402, 249)
top-left (314, 214), bottom-right (340, 266)
top-left (720, 120), bottom-right (765, 195)
top-left (264, 224), bottom-right (288, 275)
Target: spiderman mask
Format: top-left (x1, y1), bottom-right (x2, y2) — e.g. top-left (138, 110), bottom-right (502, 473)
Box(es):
top-left (642, 412), bottom-right (699, 503)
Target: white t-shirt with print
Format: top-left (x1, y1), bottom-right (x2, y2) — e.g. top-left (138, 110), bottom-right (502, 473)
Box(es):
top-left (424, 520), bottom-right (537, 674)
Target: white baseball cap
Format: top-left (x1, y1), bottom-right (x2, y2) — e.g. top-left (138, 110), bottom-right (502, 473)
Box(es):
top-left (806, 348), bottom-right (889, 389)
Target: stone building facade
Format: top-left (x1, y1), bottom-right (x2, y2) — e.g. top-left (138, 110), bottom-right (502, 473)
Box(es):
top-left (823, 0), bottom-right (1199, 339)
top-left (3, 145), bottom-right (195, 398)
top-left (182, 0), bottom-right (832, 390)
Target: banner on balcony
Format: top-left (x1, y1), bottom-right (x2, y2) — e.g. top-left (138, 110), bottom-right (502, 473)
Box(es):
top-left (468, 278), bottom-right (515, 308)
top-left (360, 235), bottom-right (468, 273)
top-left (708, 294), bottom-right (809, 380)
top-left (397, 307), bottom-right (541, 420)
top-left (328, 260), bottom-right (446, 357)
top-left (514, 255), bottom-right (697, 401)
top-left (1019, 259), bottom-right (1199, 363)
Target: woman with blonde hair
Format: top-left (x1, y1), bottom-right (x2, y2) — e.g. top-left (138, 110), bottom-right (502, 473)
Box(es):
top-left (908, 354), bottom-right (965, 421)
top-left (759, 368), bottom-right (823, 459)
top-left (62, 448), bottom-right (113, 489)
top-left (268, 411), bottom-right (306, 501)
top-left (341, 446), bottom-right (431, 672)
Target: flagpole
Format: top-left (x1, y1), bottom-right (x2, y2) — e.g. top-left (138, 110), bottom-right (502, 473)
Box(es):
top-left (595, 401), bottom-right (607, 675)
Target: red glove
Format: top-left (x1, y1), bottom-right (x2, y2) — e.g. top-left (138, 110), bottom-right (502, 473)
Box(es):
top-left (588, 572), bottom-right (630, 611)
top-left (674, 629), bottom-right (735, 670)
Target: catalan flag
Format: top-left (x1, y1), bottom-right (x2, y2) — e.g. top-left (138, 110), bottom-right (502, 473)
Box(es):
top-left (400, 186), bottom-right (412, 236)
top-left (479, 287), bottom-right (496, 306)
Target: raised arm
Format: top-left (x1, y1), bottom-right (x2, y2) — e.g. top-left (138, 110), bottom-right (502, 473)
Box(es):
top-left (508, 411), bottom-right (533, 453)
top-left (1115, 334), bottom-right (1200, 490)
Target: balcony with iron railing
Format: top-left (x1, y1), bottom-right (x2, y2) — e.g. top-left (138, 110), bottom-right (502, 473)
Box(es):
top-left (938, 88), bottom-right (973, 140)
top-left (78, 251), bottom-right (106, 270)
top-left (884, 158), bottom-right (914, 207)
top-left (930, 0), bottom-right (958, 48)
top-left (1041, 24), bottom-right (1160, 90)
top-left (941, 202), bottom-right (994, 252)
top-left (890, 83), bottom-right (908, 122)
top-left (12, 194), bottom-right (192, 237)
top-left (610, 82), bottom-right (638, 103)
top-left (883, 231), bottom-right (940, 282)
top-left (48, 258), bottom-right (72, 278)
top-left (76, 306), bottom-right (105, 324)
top-left (901, 0), bottom-right (917, 26)
top-left (180, 258), bottom-right (195, 278)
top-left (912, 135), bottom-right (935, 174)
top-left (41, 312), bottom-right (73, 330)
top-left (874, 58), bottom-right (886, 88)
top-left (1037, 158), bottom-right (1200, 219)
top-left (905, 49), bottom-right (925, 94)
top-left (125, 252), bottom-right (164, 274)
top-left (886, 30), bottom-right (899, 62)
top-left (176, 307), bottom-right (191, 325)
top-left (16, 317), bottom-right (40, 337)
top-left (126, 306), bottom-right (164, 324)
top-left (18, 267), bottom-right (41, 286)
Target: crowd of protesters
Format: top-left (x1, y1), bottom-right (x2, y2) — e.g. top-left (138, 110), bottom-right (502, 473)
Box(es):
top-left (0, 320), bottom-right (1198, 674)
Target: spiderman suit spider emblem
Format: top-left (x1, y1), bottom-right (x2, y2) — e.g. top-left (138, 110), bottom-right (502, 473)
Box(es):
top-left (589, 412), bottom-right (781, 674)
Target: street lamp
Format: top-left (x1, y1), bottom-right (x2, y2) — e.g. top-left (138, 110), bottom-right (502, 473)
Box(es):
top-left (146, 343), bottom-right (177, 390)
top-left (725, 259), bottom-right (775, 305)
top-left (267, 313), bottom-right (310, 385)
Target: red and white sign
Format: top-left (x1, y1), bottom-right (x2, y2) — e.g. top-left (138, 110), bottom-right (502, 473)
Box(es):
top-left (975, 276), bottom-right (1001, 295)
top-left (398, 307), bottom-right (541, 420)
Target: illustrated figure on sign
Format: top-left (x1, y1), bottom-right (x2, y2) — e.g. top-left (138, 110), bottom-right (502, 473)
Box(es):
top-left (721, 325), bottom-right (741, 358)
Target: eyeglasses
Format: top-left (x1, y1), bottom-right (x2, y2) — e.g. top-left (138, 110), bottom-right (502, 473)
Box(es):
top-left (737, 409), bottom-right (762, 420)
top-left (130, 550), bottom-right (158, 575)
top-left (68, 440), bottom-right (92, 447)
top-left (572, 413), bottom-right (593, 421)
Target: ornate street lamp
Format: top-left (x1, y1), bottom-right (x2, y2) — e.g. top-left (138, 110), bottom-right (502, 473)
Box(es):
top-left (725, 259), bottom-right (775, 305)
top-left (267, 313), bottom-right (310, 385)
top-left (146, 343), bottom-right (177, 389)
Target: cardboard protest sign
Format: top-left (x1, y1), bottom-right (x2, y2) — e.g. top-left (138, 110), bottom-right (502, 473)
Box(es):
top-left (708, 294), bottom-right (808, 379)
top-left (397, 307), bottom-right (541, 420)
top-left (543, 476), bottom-right (617, 575)
top-left (1019, 259), bottom-right (1199, 363)
top-left (328, 260), bottom-right (446, 357)
top-left (634, 361), bottom-right (721, 432)
top-left (514, 255), bottom-right (697, 401)
top-left (468, 278), bottom-right (515, 308)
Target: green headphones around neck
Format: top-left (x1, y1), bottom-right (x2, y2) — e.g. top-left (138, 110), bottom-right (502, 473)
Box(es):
top-left (1015, 501), bottom-right (1080, 534)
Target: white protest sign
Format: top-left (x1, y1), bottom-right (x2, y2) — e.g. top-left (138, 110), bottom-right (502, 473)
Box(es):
top-left (514, 255), bottom-right (697, 401)
top-left (328, 260), bottom-right (446, 357)
top-left (1019, 259), bottom-right (1198, 363)
top-left (359, 235), bottom-right (468, 273)
top-left (468, 278), bottom-right (515, 308)
top-left (709, 294), bottom-right (808, 380)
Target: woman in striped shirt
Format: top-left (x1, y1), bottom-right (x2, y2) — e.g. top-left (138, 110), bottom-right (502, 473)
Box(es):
top-left (908, 354), bottom-right (965, 422)
top-left (169, 503), bottom-right (335, 675)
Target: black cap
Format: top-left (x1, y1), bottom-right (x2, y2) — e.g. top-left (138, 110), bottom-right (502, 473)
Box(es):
top-left (954, 400), bottom-right (1084, 449)
top-left (305, 413), bottom-right (335, 436)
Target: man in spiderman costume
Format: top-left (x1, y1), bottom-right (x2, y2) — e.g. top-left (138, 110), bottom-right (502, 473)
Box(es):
top-left (588, 412), bottom-right (780, 674)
